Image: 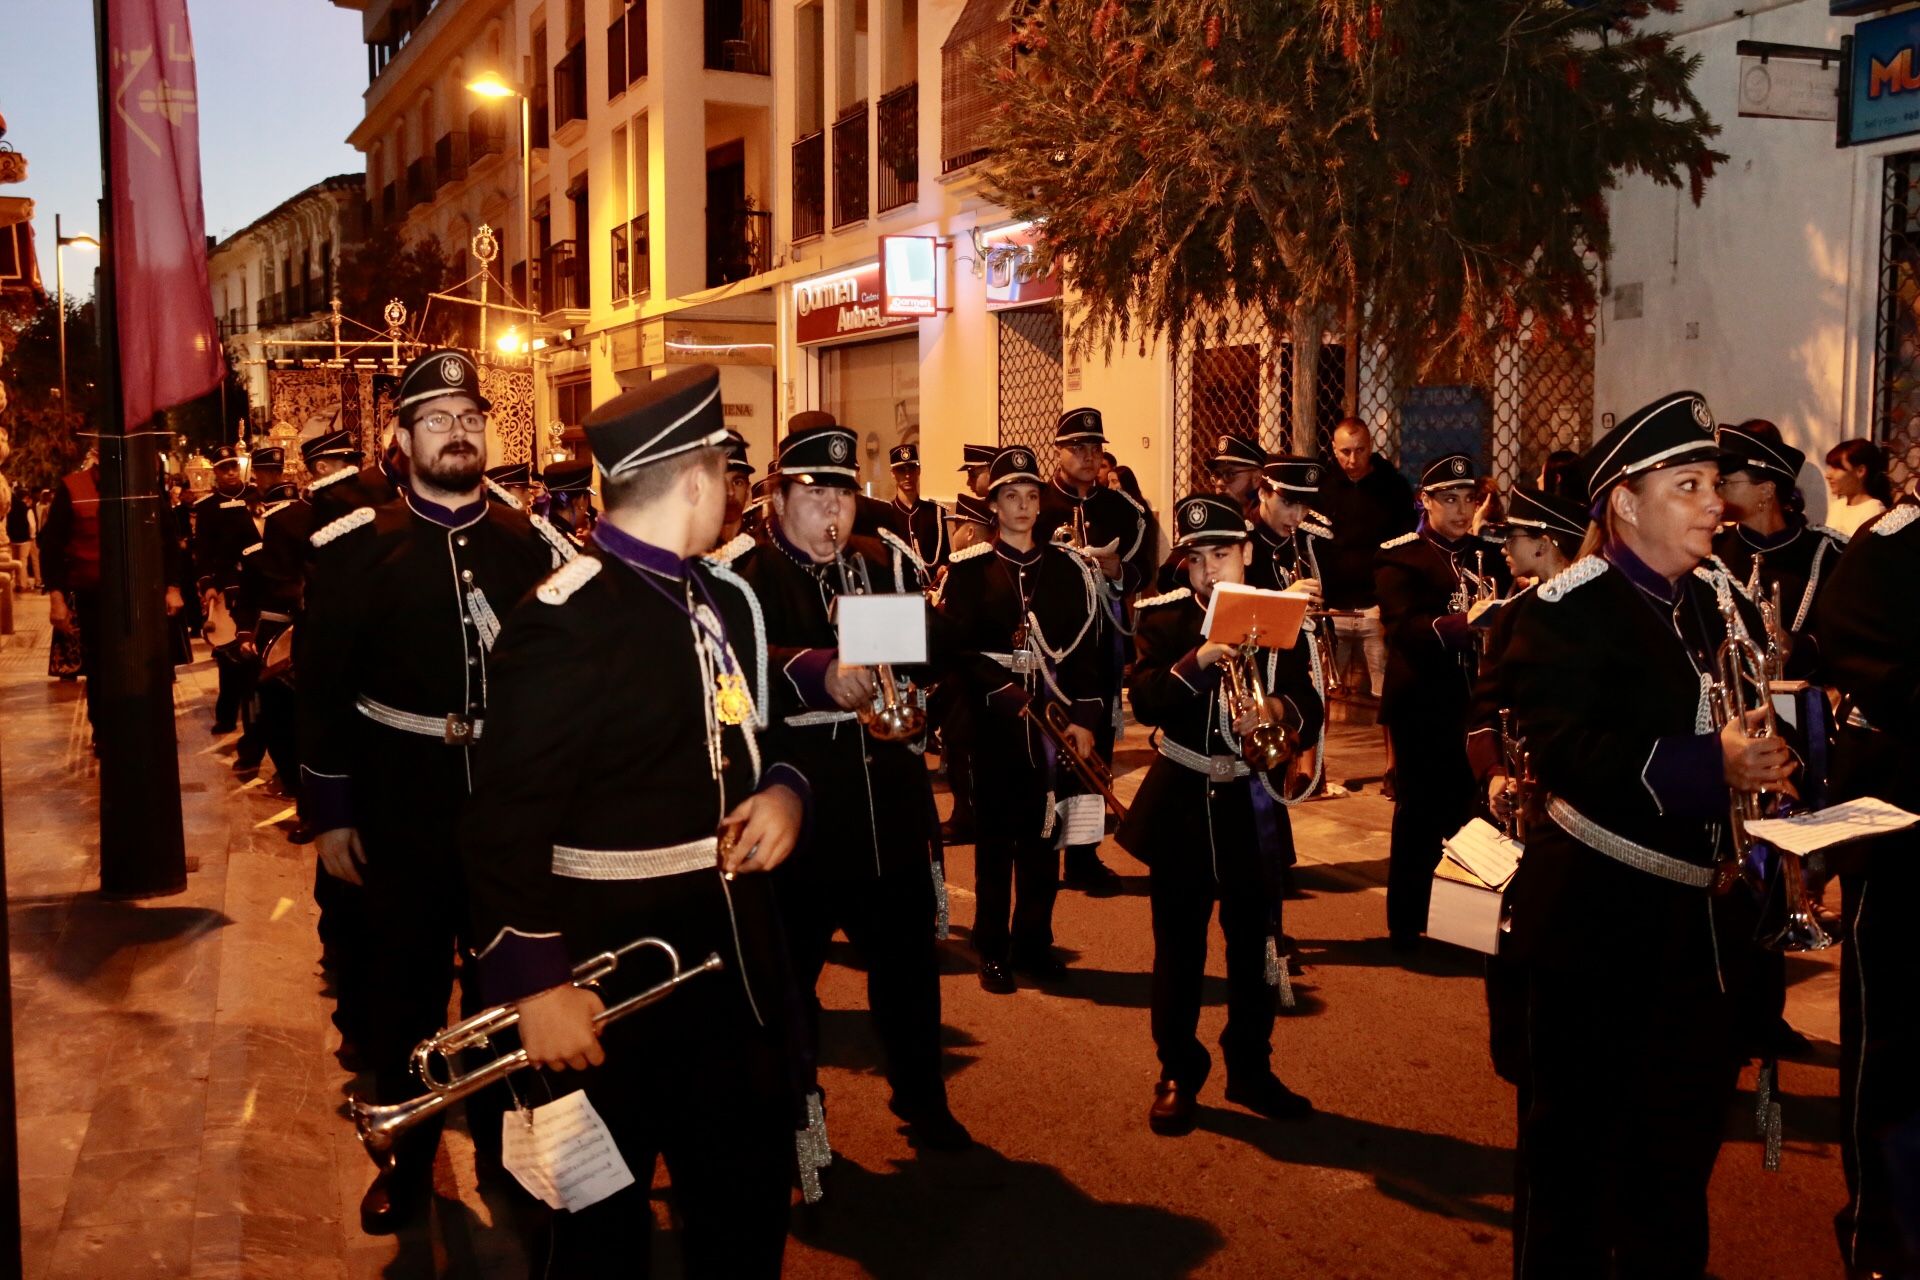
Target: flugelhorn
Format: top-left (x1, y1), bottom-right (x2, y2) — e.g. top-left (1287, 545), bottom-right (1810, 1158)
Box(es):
top-left (828, 522), bottom-right (926, 742)
top-left (349, 937), bottom-right (723, 1167)
top-left (1024, 700), bottom-right (1129, 822)
top-left (1219, 629), bottom-right (1299, 772)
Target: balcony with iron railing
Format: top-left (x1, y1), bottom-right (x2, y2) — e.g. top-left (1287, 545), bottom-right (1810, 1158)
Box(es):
top-left (469, 107), bottom-right (505, 164)
top-left (792, 131), bottom-right (825, 242)
top-left (705, 0), bottom-right (769, 74)
top-left (707, 207), bottom-right (771, 287)
top-left (541, 239), bottom-right (587, 315)
top-left (434, 131), bottom-right (468, 189)
top-left (406, 158), bottom-right (433, 209)
top-left (553, 41), bottom-right (588, 133)
top-left (833, 102), bottom-right (869, 228)
top-left (877, 83), bottom-right (918, 214)
top-left (611, 213), bottom-right (651, 303)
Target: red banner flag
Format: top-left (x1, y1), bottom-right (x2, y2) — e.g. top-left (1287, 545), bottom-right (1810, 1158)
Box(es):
top-left (106, 0), bottom-right (222, 430)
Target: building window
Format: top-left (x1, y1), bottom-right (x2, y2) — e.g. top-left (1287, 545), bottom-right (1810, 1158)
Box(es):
top-left (555, 375), bottom-right (593, 431)
top-left (941, 0), bottom-right (1013, 175)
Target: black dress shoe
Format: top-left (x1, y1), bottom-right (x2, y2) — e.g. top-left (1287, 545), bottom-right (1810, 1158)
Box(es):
top-left (979, 960), bottom-right (1017, 994)
top-left (1224, 1072), bottom-right (1313, 1120)
top-left (359, 1163), bottom-right (429, 1235)
top-left (1012, 952), bottom-right (1067, 983)
top-left (889, 1097), bottom-right (974, 1151)
top-left (287, 823), bottom-right (316, 846)
top-left (1064, 853), bottom-right (1122, 897)
top-left (1148, 1080), bottom-right (1199, 1136)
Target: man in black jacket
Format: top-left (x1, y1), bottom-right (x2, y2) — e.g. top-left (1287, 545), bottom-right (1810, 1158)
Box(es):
top-left (1320, 419), bottom-right (1415, 704)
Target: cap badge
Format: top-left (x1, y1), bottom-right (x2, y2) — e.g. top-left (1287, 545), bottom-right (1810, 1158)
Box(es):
top-left (441, 357), bottom-right (466, 386)
top-left (828, 436), bottom-right (851, 462)
top-left (1690, 397), bottom-right (1712, 429)
top-left (1305, 466), bottom-right (1319, 485)
top-left (1183, 502), bottom-right (1207, 528)
top-left (1450, 457), bottom-right (1467, 476)
top-left (1011, 451), bottom-right (1032, 470)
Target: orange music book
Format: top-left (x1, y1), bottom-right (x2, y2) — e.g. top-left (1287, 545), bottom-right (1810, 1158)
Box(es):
top-left (1199, 584), bottom-right (1313, 649)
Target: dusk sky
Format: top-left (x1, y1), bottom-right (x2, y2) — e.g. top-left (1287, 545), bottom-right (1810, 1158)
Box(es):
top-left (3, 1), bottom-right (371, 297)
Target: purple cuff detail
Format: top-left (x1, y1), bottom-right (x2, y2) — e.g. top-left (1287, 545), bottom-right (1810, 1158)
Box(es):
top-left (1643, 733), bottom-right (1728, 820)
top-left (1432, 613), bottom-right (1474, 651)
top-left (758, 761), bottom-right (814, 848)
top-left (783, 648), bottom-right (838, 710)
top-left (1067, 698), bottom-right (1104, 731)
top-left (302, 769), bottom-right (353, 833)
top-left (480, 932), bottom-right (576, 1006)
top-left (1171, 650), bottom-right (1217, 690)
top-left (987, 683), bottom-right (1033, 719)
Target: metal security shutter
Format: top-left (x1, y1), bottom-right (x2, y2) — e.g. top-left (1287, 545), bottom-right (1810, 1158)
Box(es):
top-left (1873, 150), bottom-right (1920, 496)
top-left (997, 305), bottom-right (1062, 459)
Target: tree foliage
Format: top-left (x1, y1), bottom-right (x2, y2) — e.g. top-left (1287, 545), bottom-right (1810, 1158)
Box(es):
top-left (332, 226), bottom-right (467, 348)
top-left (979, 0), bottom-right (1726, 373)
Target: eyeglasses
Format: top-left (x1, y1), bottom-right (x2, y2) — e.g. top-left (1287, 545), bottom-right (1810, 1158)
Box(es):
top-left (417, 410), bottom-right (487, 434)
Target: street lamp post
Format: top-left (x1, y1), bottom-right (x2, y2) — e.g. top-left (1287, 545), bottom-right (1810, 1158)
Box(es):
top-left (466, 71), bottom-right (535, 323)
top-left (54, 212), bottom-right (101, 411)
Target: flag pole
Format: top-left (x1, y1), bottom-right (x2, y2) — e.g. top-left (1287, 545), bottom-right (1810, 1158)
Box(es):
top-left (92, 0), bottom-right (187, 898)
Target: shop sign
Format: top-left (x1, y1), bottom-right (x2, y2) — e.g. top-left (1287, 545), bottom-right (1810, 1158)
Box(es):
top-left (1843, 9), bottom-right (1920, 144)
top-left (795, 262), bottom-right (917, 345)
top-left (880, 236), bottom-right (943, 317)
top-left (983, 223), bottom-right (1061, 310)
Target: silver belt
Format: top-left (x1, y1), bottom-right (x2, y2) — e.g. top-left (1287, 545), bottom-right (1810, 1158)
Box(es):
top-left (1546, 796), bottom-right (1714, 889)
top-left (1158, 737), bottom-right (1249, 782)
top-left (983, 650), bottom-right (1037, 674)
top-left (1845, 707), bottom-right (1877, 732)
top-left (785, 709), bottom-right (859, 727)
top-left (258, 610), bottom-right (292, 624)
top-left (355, 695), bottom-right (483, 744)
top-left (552, 836), bottom-right (719, 881)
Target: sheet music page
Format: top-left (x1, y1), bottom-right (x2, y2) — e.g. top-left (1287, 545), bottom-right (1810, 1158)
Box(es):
top-left (501, 1089), bottom-right (637, 1213)
top-left (1442, 817), bottom-right (1523, 888)
top-left (1744, 798), bottom-right (1920, 855)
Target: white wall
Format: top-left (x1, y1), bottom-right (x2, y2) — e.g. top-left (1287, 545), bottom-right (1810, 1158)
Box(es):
top-left (1596, 0), bottom-right (1891, 521)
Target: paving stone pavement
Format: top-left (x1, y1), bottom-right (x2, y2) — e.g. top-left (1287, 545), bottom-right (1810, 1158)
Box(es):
top-left (3, 591), bottom-right (1850, 1277)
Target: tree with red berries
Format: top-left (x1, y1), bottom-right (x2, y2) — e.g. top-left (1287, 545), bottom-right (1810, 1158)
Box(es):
top-left (979, 0), bottom-right (1724, 374)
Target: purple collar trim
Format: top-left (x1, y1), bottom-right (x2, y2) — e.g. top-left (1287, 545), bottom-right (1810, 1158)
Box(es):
top-left (592, 521), bottom-right (686, 580)
top-left (407, 491), bottom-right (487, 528)
top-left (1605, 537), bottom-right (1683, 604)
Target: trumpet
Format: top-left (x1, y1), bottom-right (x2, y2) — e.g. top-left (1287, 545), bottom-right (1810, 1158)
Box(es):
top-left (1496, 708), bottom-right (1534, 842)
top-left (1449, 551), bottom-right (1498, 616)
top-left (349, 937), bottom-right (723, 1167)
top-left (1024, 700), bottom-right (1129, 822)
top-left (1219, 631), bottom-right (1300, 772)
top-left (827, 523), bottom-right (926, 742)
top-left (1708, 585), bottom-right (1833, 951)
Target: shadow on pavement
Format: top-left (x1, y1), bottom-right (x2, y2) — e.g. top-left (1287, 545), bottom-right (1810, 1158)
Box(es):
top-left (37, 897), bottom-right (233, 988)
top-left (1290, 934), bottom-right (1484, 979)
top-left (815, 1006), bottom-right (986, 1087)
top-left (1290, 858), bottom-right (1392, 893)
top-left (1196, 1106), bottom-right (1514, 1230)
top-left (790, 1147), bottom-right (1225, 1279)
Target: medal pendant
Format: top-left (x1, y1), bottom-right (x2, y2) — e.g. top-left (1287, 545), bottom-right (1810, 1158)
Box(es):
top-left (714, 672), bottom-right (753, 726)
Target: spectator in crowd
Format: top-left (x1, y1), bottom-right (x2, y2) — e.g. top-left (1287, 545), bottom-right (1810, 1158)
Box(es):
top-left (8, 482), bottom-right (40, 591)
top-left (1824, 438), bottom-right (1892, 538)
top-left (1320, 418), bottom-right (1415, 795)
top-left (1538, 449), bottom-right (1580, 501)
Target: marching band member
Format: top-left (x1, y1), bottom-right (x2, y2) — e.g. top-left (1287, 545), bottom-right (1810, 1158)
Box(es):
top-left (1121, 493), bottom-right (1320, 1136)
top-left (1814, 497), bottom-right (1920, 1280)
top-left (946, 492), bottom-right (994, 557)
top-left (1502, 391), bottom-right (1788, 1277)
top-left (1038, 408), bottom-right (1151, 894)
top-left (484, 461), bottom-right (535, 511)
top-left (1712, 421), bottom-right (1844, 678)
top-left (1374, 453), bottom-right (1509, 951)
top-left (720, 428), bottom-right (755, 546)
top-left (959, 443), bottom-right (997, 500)
top-left (888, 442), bottom-right (950, 571)
top-left (722, 421), bottom-right (972, 1152)
top-left (935, 494), bottom-right (995, 844)
top-left (461, 366), bottom-right (810, 1277)
top-left (298, 349), bottom-right (564, 1232)
top-left (193, 447), bottom-right (261, 736)
top-left (543, 459), bottom-right (597, 543)
top-left (939, 446), bottom-right (1106, 992)
top-left (1204, 434), bottom-right (1268, 511)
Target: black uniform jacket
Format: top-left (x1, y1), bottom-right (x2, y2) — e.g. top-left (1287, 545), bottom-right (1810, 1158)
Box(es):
top-left (1814, 504), bottom-right (1920, 812)
top-left (721, 524), bottom-right (940, 881)
top-left (1036, 479), bottom-right (1153, 593)
top-left (459, 536), bottom-right (810, 1023)
top-left (1118, 588), bottom-right (1323, 864)
top-left (1710, 520), bottom-right (1846, 678)
top-left (234, 498), bottom-right (305, 644)
top-left (307, 463), bottom-right (397, 527)
top-left (191, 486), bottom-right (261, 595)
top-left (1374, 527), bottom-right (1508, 727)
top-left (890, 495), bottom-right (950, 572)
top-left (1464, 584), bottom-right (1539, 783)
top-left (298, 491), bottom-right (558, 834)
top-left (1247, 518), bottom-right (1330, 594)
top-left (1500, 550), bottom-right (1765, 971)
top-left (936, 538), bottom-right (1106, 837)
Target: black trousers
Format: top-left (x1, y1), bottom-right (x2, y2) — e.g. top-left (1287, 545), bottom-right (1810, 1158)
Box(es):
top-left (315, 861), bottom-right (372, 1043)
top-left (1149, 823), bottom-right (1274, 1087)
top-left (252, 677), bottom-right (300, 783)
top-left (213, 645), bottom-right (254, 730)
top-left (973, 832), bottom-right (1059, 964)
top-left (1385, 713), bottom-right (1473, 939)
top-left (780, 863), bottom-right (946, 1111)
top-left (1515, 958), bottom-right (1736, 1279)
top-left (70, 588), bottom-right (103, 735)
top-left (546, 984), bottom-right (793, 1278)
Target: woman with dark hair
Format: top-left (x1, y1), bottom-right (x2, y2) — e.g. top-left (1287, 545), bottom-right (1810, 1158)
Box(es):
top-left (1501, 391), bottom-right (1789, 1277)
top-left (1537, 450), bottom-right (1581, 501)
top-left (1714, 424), bottom-right (1843, 675)
top-left (1825, 438), bottom-right (1891, 538)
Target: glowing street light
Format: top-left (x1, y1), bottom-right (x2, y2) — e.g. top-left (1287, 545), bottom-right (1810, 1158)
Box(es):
top-left (466, 71), bottom-right (536, 327)
top-left (55, 212), bottom-right (101, 410)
